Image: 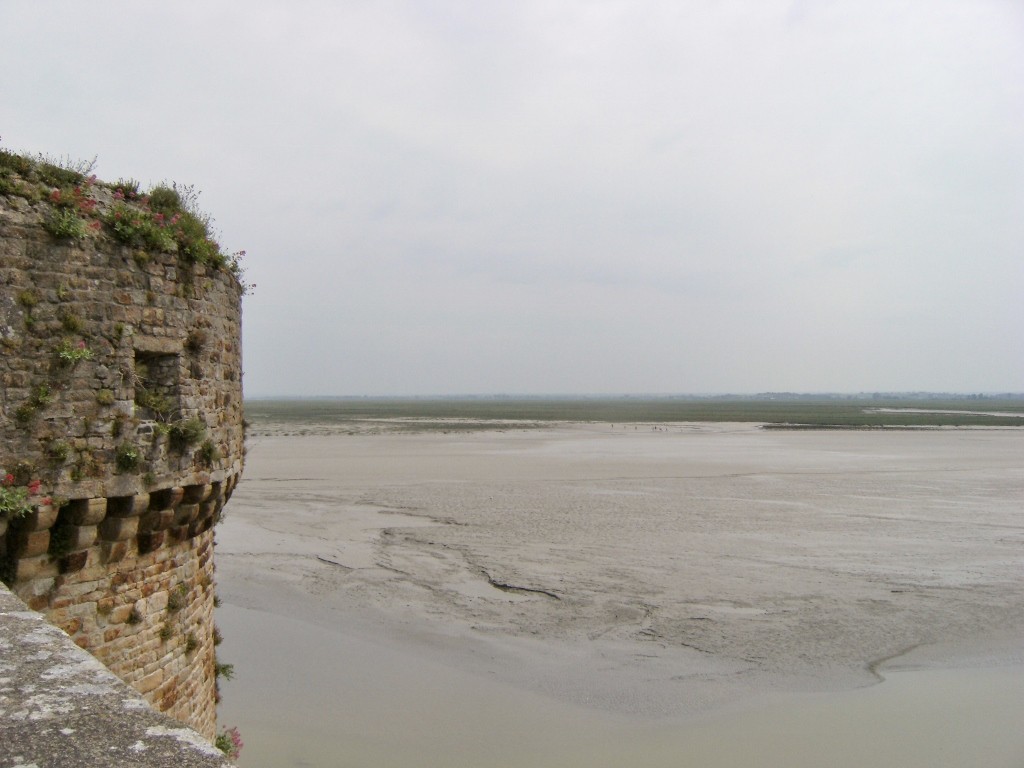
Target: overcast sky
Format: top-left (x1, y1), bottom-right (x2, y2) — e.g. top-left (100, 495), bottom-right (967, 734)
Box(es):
top-left (2, 1), bottom-right (1022, 396)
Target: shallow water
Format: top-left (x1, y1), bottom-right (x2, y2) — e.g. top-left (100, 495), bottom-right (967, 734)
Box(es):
top-left (214, 424), bottom-right (1024, 766)
top-left (217, 604), bottom-right (1024, 768)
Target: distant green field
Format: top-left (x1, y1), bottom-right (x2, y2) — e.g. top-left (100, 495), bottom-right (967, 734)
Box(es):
top-left (244, 396), bottom-right (1024, 430)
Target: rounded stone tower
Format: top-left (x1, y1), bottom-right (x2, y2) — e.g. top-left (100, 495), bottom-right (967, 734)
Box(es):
top-left (0, 153), bottom-right (244, 739)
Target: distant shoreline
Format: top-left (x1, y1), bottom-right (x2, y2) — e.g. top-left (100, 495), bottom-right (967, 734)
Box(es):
top-left (242, 395), bottom-right (1024, 431)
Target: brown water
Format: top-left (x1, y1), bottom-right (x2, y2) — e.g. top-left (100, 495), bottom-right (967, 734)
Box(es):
top-left (217, 604), bottom-right (1024, 768)
top-left (214, 424), bottom-right (1024, 767)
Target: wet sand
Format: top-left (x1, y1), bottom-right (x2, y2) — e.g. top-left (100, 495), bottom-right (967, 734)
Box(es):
top-left (214, 424), bottom-right (1024, 766)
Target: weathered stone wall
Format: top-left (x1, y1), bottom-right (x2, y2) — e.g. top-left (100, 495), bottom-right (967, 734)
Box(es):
top-left (0, 172), bottom-right (243, 741)
top-left (1, 583), bottom-right (232, 768)
top-left (6, 486), bottom-right (233, 739)
top-left (0, 192), bottom-right (244, 494)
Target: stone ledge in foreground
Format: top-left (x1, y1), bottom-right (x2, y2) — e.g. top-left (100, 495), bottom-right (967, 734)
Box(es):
top-left (0, 584), bottom-right (230, 768)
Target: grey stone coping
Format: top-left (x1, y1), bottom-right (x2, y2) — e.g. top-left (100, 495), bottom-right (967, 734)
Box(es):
top-left (0, 585), bottom-right (231, 768)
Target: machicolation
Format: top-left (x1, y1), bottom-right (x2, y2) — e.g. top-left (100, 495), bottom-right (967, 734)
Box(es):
top-left (0, 149), bottom-right (245, 744)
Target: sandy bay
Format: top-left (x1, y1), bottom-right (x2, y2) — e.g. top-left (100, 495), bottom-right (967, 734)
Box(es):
top-left (214, 423), bottom-right (1024, 766)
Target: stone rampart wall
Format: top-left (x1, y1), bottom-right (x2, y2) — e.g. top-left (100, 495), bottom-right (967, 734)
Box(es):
top-left (0, 191), bottom-right (244, 497)
top-left (0, 171), bottom-right (244, 742)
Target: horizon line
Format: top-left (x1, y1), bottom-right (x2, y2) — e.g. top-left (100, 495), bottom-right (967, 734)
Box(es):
top-left (242, 391), bottom-right (1024, 400)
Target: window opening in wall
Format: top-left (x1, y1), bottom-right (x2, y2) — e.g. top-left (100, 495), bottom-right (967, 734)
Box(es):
top-left (133, 351), bottom-right (180, 421)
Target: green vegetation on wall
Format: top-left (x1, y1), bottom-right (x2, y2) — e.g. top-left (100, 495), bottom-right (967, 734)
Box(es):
top-left (0, 143), bottom-right (250, 289)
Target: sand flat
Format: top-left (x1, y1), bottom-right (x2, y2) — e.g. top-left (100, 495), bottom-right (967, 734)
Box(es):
top-left (215, 424), bottom-right (1024, 766)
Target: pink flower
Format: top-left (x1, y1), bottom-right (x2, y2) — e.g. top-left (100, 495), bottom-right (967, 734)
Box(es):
top-left (76, 340), bottom-right (86, 349)
top-left (114, 190), bottom-right (125, 200)
top-left (217, 727), bottom-right (244, 760)
top-left (27, 479), bottom-right (41, 494)
top-left (2, 473), bottom-right (14, 487)
top-left (41, 496), bottom-right (53, 506)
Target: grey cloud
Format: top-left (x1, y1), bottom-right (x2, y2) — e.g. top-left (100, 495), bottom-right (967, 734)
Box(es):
top-left (1, 0), bottom-right (1021, 394)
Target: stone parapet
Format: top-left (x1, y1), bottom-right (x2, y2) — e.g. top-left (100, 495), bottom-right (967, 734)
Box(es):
top-left (0, 583), bottom-right (231, 767)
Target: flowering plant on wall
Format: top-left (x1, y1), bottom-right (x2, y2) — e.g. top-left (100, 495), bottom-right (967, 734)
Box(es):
top-left (215, 726), bottom-right (243, 761)
top-left (0, 474), bottom-right (48, 520)
top-left (0, 139), bottom-right (248, 285)
top-left (55, 338), bottom-right (94, 366)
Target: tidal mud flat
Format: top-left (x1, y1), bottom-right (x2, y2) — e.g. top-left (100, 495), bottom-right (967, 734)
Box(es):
top-left (215, 423), bottom-right (1024, 767)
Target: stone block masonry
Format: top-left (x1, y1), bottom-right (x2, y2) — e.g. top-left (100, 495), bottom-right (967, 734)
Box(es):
top-left (5, 479), bottom-right (237, 739)
top-left (0, 583), bottom-right (232, 767)
top-left (0, 157), bottom-right (244, 745)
